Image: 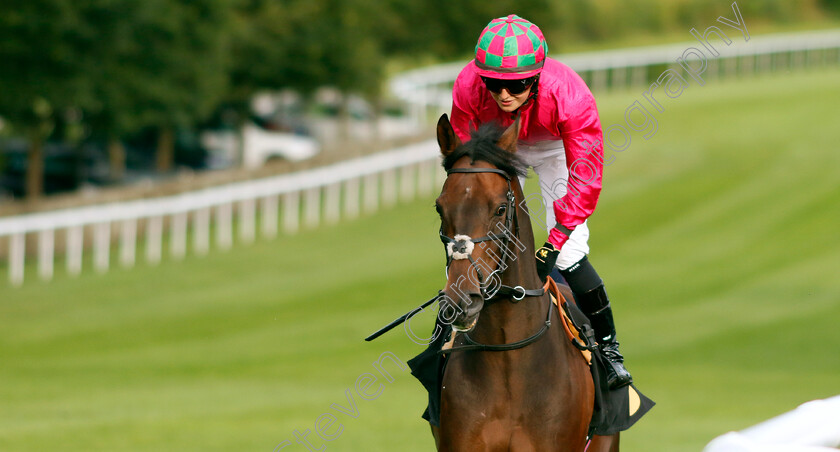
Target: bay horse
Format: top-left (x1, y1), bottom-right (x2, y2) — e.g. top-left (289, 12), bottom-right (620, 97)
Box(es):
top-left (430, 114), bottom-right (618, 451)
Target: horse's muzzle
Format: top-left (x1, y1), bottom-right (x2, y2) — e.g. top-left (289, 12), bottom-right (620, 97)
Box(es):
top-left (447, 292), bottom-right (484, 332)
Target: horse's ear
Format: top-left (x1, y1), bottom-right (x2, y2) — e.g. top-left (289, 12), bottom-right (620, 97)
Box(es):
top-left (437, 114), bottom-right (461, 157)
top-left (497, 116), bottom-right (521, 153)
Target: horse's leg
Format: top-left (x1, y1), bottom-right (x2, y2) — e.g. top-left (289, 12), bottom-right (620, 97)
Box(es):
top-left (430, 424), bottom-right (441, 450)
top-left (608, 432), bottom-right (620, 452)
top-left (588, 433), bottom-right (619, 452)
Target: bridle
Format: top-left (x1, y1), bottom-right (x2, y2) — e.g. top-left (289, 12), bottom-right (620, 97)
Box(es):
top-left (438, 166), bottom-right (551, 353)
top-left (440, 168), bottom-right (513, 297)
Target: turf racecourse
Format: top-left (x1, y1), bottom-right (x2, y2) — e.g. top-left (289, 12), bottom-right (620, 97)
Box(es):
top-left (2, 68), bottom-right (840, 451)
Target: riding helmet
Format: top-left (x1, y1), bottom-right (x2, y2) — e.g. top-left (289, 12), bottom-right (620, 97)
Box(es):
top-left (473, 14), bottom-right (548, 80)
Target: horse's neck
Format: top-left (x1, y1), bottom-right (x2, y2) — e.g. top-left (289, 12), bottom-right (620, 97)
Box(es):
top-left (497, 183), bottom-right (538, 290)
top-left (470, 182), bottom-right (551, 344)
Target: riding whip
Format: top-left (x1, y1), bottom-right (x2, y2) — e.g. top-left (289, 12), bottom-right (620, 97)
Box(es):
top-left (364, 292), bottom-right (443, 341)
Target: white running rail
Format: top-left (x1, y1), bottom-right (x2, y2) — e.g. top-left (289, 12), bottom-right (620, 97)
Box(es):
top-left (0, 140), bottom-right (442, 286)
top-left (391, 29), bottom-right (840, 120)
top-left (3, 30), bottom-right (840, 287)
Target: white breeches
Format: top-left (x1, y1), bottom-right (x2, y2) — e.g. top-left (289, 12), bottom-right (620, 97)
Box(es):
top-left (517, 140), bottom-right (590, 271)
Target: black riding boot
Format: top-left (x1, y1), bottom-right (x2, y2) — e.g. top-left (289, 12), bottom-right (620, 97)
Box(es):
top-left (575, 285), bottom-right (633, 389)
top-left (559, 257), bottom-right (633, 389)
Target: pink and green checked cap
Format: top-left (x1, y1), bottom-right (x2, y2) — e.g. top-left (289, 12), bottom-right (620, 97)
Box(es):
top-left (474, 14), bottom-right (547, 80)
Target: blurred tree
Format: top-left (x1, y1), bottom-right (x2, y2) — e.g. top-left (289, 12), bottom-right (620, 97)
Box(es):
top-left (226, 0), bottom-right (292, 116)
top-left (318, 0), bottom-right (384, 140)
top-left (111, 0), bottom-right (232, 173)
top-left (0, 0), bottom-right (233, 192)
top-left (0, 0), bottom-right (93, 199)
top-left (228, 0), bottom-right (389, 143)
top-left (72, 1), bottom-right (143, 182)
top-left (2, 0), bottom-right (838, 198)
top-left (223, 0), bottom-right (330, 135)
top-left (375, 0), bottom-right (554, 60)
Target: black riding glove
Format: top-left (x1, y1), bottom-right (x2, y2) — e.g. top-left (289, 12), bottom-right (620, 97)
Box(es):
top-left (535, 241), bottom-right (560, 281)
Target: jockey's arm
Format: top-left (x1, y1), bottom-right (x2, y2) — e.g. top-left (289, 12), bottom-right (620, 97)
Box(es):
top-left (450, 76), bottom-right (476, 143)
top-left (549, 86), bottom-right (604, 250)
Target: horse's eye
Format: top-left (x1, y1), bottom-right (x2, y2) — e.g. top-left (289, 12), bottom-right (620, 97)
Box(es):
top-left (495, 205), bottom-right (507, 217)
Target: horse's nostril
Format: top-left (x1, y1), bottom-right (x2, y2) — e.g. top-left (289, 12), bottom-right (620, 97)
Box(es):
top-left (463, 293), bottom-right (484, 316)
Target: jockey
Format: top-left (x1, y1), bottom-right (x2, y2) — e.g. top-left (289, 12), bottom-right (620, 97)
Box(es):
top-left (449, 14), bottom-right (633, 389)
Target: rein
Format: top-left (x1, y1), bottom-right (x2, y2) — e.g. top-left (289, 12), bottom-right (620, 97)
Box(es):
top-left (438, 297), bottom-right (552, 354)
top-left (439, 166), bottom-right (551, 354)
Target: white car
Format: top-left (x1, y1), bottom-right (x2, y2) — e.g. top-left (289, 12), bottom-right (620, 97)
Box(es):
top-left (201, 123), bottom-right (320, 170)
top-left (241, 123), bottom-right (319, 168)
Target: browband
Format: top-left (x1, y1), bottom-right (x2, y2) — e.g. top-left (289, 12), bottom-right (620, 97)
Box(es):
top-left (446, 167), bottom-right (511, 181)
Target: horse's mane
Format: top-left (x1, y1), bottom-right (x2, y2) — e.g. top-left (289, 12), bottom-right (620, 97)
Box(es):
top-left (442, 123), bottom-right (527, 178)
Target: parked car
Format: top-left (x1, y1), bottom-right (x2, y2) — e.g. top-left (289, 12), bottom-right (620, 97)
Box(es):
top-left (118, 127), bottom-right (212, 172)
top-left (241, 122), bottom-right (319, 168)
top-left (0, 139), bottom-right (110, 198)
top-left (200, 121), bottom-right (320, 170)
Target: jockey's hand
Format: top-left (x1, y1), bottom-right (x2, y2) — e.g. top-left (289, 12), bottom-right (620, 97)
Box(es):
top-left (535, 241), bottom-right (560, 281)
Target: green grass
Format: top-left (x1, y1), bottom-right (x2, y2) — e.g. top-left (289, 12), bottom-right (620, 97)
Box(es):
top-left (2, 67), bottom-right (840, 451)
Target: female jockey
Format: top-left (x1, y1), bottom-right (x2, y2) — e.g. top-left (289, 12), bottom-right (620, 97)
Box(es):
top-left (449, 14), bottom-right (632, 389)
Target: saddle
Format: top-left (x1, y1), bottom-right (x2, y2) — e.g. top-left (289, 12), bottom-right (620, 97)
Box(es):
top-left (544, 276), bottom-right (656, 437)
top-left (543, 276), bottom-right (592, 365)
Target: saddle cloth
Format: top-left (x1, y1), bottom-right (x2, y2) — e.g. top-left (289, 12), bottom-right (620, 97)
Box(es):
top-left (407, 279), bottom-right (655, 435)
top-left (545, 276), bottom-right (656, 437)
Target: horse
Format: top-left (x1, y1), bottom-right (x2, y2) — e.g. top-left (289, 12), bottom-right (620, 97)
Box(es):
top-left (429, 114), bottom-right (618, 452)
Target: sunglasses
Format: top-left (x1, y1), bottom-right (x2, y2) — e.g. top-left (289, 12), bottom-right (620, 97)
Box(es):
top-left (481, 76), bottom-right (537, 95)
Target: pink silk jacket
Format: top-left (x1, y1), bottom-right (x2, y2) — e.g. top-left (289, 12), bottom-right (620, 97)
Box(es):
top-left (450, 57), bottom-right (605, 249)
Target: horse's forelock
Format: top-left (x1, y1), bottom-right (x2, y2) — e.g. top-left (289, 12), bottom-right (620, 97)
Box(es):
top-left (442, 123), bottom-right (526, 178)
